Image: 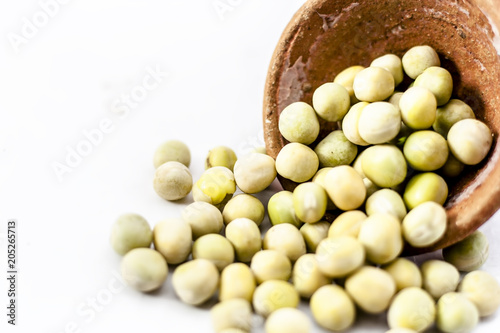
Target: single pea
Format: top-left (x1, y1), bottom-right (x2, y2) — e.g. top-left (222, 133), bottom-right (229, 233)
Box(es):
top-left (358, 102), bottom-right (401, 144)
top-left (401, 45), bottom-right (440, 79)
top-left (252, 280), bottom-right (300, 317)
top-left (267, 191), bottom-right (302, 228)
top-left (250, 250), bottom-right (292, 284)
top-left (311, 167), bottom-right (336, 210)
top-left (264, 223), bottom-right (306, 262)
top-left (421, 260), bottom-right (460, 299)
top-left (253, 146), bottom-right (267, 154)
top-left (382, 258), bottom-right (422, 291)
top-left (315, 236), bottom-right (365, 278)
top-left (403, 172), bottom-right (448, 209)
top-left (459, 270), bottom-right (500, 317)
top-left (361, 145), bottom-right (407, 188)
top-left (353, 67), bottom-right (395, 102)
top-left (265, 308), bottom-right (311, 333)
top-left (153, 139), bottom-right (191, 168)
top-left (436, 292), bottom-right (479, 333)
top-left (345, 266), bottom-right (396, 314)
top-left (414, 66), bottom-right (453, 105)
top-left (334, 65), bottom-right (365, 105)
top-left (328, 210), bottom-right (367, 238)
top-left (182, 201), bottom-right (223, 239)
top-left (292, 253), bottom-right (331, 298)
top-left (110, 213), bottom-right (152, 255)
top-left (365, 189), bottom-right (407, 221)
top-left (153, 218), bottom-right (192, 264)
top-left (371, 53), bottom-right (404, 86)
top-left (310, 285), bottom-right (356, 331)
top-left (225, 218), bottom-right (262, 263)
top-left (447, 118), bottom-right (492, 165)
top-left (223, 193), bottom-right (265, 226)
top-left (399, 86), bottom-right (437, 130)
top-left (342, 102), bottom-right (370, 146)
top-left (324, 165), bottom-right (366, 211)
top-left (192, 234), bottom-right (234, 271)
top-left (388, 92), bottom-right (403, 111)
top-left (121, 248), bottom-right (168, 292)
top-left (314, 130), bottom-right (358, 167)
top-left (193, 166), bottom-right (236, 206)
top-left (172, 259), bottom-right (219, 306)
top-left (440, 153), bottom-right (465, 178)
top-left (278, 101), bottom-right (320, 145)
top-left (205, 146), bottom-right (237, 171)
top-left (358, 213), bottom-right (403, 264)
top-left (211, 298), bottom-right (252, 333)
top-left (443, 230), bottom-right (489, 272)
top-left (312, 82), bottom-right (350, 122)
top-left (153, 161), bottom-right (193, 201)
top-left (387, 287), bottom-right (436, 332)
top-left (433, 99), bottom-right (475, 137)
top-left (293, 182), bottom-right (327, 224)
top-left (402, 201), bottom-right (447, 247)
top-left (275, 143), bottom-right (319, 183)
top-left (300, 221), bottom-right (330, 252)
top-left (219, 263), bottom-right (256, 302)
top-left (233, 153), bottom-right (277, 194)
top-left (403, 130), bottom-right (449, 171)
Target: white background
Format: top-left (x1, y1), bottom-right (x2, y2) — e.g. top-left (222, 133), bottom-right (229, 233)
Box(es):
top-left (1, 0), bottom-right (500, 332)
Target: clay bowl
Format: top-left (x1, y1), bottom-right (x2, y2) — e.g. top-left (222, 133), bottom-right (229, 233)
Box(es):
top-left (263, 0), bottom-right (500, 255)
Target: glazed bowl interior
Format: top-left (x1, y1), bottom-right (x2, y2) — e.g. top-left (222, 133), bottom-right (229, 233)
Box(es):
top-left (263, 0), bottom-right (500, 254)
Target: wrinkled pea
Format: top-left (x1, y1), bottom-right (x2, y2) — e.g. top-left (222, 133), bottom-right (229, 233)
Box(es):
top-left (267, 191), bottom-right (302, 228)
top-left (264, 223), bottom-right (306, 262)
top-left (310, 285), bottom-right (356, 331)
top-left (250, 250), bottom-right (292, 284)
top-left (110, 213), bottom-right (152, 255)
top-left (293, 182), bottom-right (327, 224)
top-left (328, 210), bottom-right (367, 238)
top-left (398, 86), bottom-right (437, 130)
top-left (353, 67), bottom-right (395, 102)
top-left (403, 172), bottom-right (448, 209)
top-left (358, 213), bottom-right (403, 264)
top-left (219, 263), bottom-right (256, 302)
top-left (206, 146), bottom-right (237, 171)
top-left (211, 298), bottom-right (252, 333)
top-left (365, 189), bottom-right (407, 221)
top-left (292, 253), bottom-right (331, 298)
top-left (312, 82), bottom-right (350, 122)
top-left (314, 130), bottom-right (358, 167)
top-left (345, 266), bottom-right (396, 314)
top-left (233, 153), bottom-right (276, 194)
top-left (443, 230), bottom-right (489, 272)
top-left (121, 248), bottom-right (168, 292)
top-left (414, 66), bottom-right (453, 106)
top-left (300, 221), bottom-right (330, 252)
top-left (276, 143), bottom-right (319, 183)
top-left (223, 193), bottom-right (265, 226)
top-left (382, 258), bottom-right (422, 291)
top-left (387, 287), bottom-right (436, 332)
top-left (172, 259), bottom-right (219, 306)
top-left (153, 218), bottom-right (192, 264)
top-left (370, 53), bottom-right (404, 86)
top-left (458, 270), bottom-right (500, 317)
top-left (447, 118), bottom-right (492, 165)
top-left (361, 145), bottom-right (407, 188)
top-left (192, 234), bottom-right (234, 271)
top-left (402, 201), bottom-right (447, 247)
top-left (342, 102), bottom-right (370, 146)
top-left (401, 45), bottom-right (440, 79)
top-left (182, 201), bottom-right (223, 239)
top-left (225, 218), bottom-right (262, 263)
top-left (358, 102), bottom-right (401, 144)
top-left (436, 292), bottom-right (479, 333)
top-left (278, 101), bottom-right (320, 145)
top-left (193, 166), bottom-right (236, 206)
top-left (324, 165), bottom-right (366, 210)
top-left (153, 139), bottom-right (191, 168)
top-left (334, 65), bottom-right (365, 105)
top-left (433, 99), bottom-right (475, 137)
top-left (252, 280), bottom-right (300, 317)
top-left (153, 161), bottom-right (193, 201)
top-left (403, 130), bottom-right (449, 171)
top-left (265, 308), bottom-right (311, 333)
top-left (315, 236), bottom-right (365, 278)
top-left (421, 260), bottom-right (460, 299)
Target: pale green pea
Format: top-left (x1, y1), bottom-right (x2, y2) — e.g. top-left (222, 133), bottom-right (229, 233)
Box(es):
top-left (153, 161), bottom-right (193, 201)
top-left (312, 82), bottom-right (350, 122)
top-left (358, 213), bottom-right (403, 264)
top-left (293, 182), bottom-right (327, 224)
top-left (324, 165), bottom-right (366, 211)
top-left (153, 218), bottom-right (192, 265)
top-left (192, 234), bottom-right (234, 271)
top-left (443, 230), bottom-right (489, 272)
top-left (399, 86), bottom-right (437, 130)
top-left (361, 145), bottom-right (407, 188)
top-left (264, 223), bottom-right (306, 262)
top-left (292, 253), bottom-right (331, 298)
top-left (110, 213), bottom-right (152, 255)
top-left (403, 130), bottom-right (449, 171)
top-left (252, 280), bottom-right (300, 317)
top-left (121, 248), bottom-right (168, 292)
top-left (401, 45), bottom-right (440, 79)
top-left (421, 260), bottom-right (460, 299)
top-left (382, 258), bottom-right (422, 291)
top-left (314, 130), bottom-right (358, 167)
top-left (414, 66), bottom-right (453, 105)
top-left (205, 146), bottom-right (237, 171)
top-left (447, 118), bottom-right (492, 165)
top-left (219, 263), bottom-right (256, 302)
top-left (433, 99), bottom-right (475, 136)
top-left (267, 191), bottom-right (302, 228)
top-left (275, 143), bottom-right (319, 183)
top-left (358, 101), bottom-right (401, 144)
top-left (328, 210), bottom-right (366, 238)
top-left (211, 299), bottom-right (252, 333)
top-left (341, 102), bottom-right (370, 146)
top-left (371, 53), bottom-right (404, 86)
top-left (250, 250), bottom-right (292, 284)
top-left (172, 259), bottom-right (219, 305)
top-left (182, 201), bottom-right (223, 239)
top-left (315, 236), bottom-right (365, 278)
top-left (265, 308), bottom-right (311, 333)
top-left (193, 166), bottom-right (236, 206)
top-left (403, 172), bottom-right (448, 209)
top-left (300, 221), bottom-right (330, 252)
top-left (387, 287), bottom-right (436, 332)
top-left (310, 285), bottom-right (356, 331)
top-left (436, 292), bottom-right (479, 333)
top-left (353, 67), bottom-right (395, 102)
top-left (233, 153), bottom-right (276, 194)
top-left (459, 270), bottom-right (500, 317)
top-left (365, 189), bottom-right (407, 221)
top-left (334, 65), bottom-right (365, 105)
top-left (225, 218), bottom-right (262, 263)
top-left (278, 101), bottom-right (320, 145)
top-left (402, 201), bottom-right (447, 247)
top-left (153, 139), bottom-right (191, 168)
top-left (222, 193), bottom-right (265, 226)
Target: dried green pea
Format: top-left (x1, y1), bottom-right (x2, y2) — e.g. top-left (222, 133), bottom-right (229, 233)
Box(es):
top-left (153, 161), bottom-right (193, 201)
top-left (223, 193), bottom-right (265, 226)
top-left (110, 213), bottom-right (152, 255)
top-left (382, 258), bottom-right (422, 291)
top-left (206, 146), bottom-right (237, 171)
top-left (414, 66), bottom-right (453, 106)
top-left (315, 236), bottom-right (365, 278)
top-left (153, 139), bottom-right (191, 168)
top-left (192, 234), bottom-right (234, 271)
top-left (334, 65), bottom-right (365, 105)
top-left (219, 263), bottom-right (256, 302)
top-left (443, 230), bottom-right (489, 272)
top-left (353, 67), bottom-right (395, 102)
top-left (276, 143), bottom-right (319, 183)
top-left (403, 172), bottom-right (448, 210)
top-left (233, 153), bottom-right (276, 194)
top-left (265, 308), bottom-right (311, 333)
top-left (328, 210), bottom-right (367, 238)
top-left (433, 99), bottom-right (475, 137)
top-left (225, 218), bottom-right (262, 263)
top-left (182, 201), bottom-right (223, 239)
top-left (358, 213), bottom-right (403, 264)
top-left (278, 101), bottom-right (320, 145)
top-left (314, 130), bottom-right (358, 167)
top-left (300, 221), bottom-right (330, 252)
top-left (211, 299), bottom-right (252, 333)
top-left (421, 260), bottom-right (460, 299)
top-left (459, 270), bottom-right (500, 317)
top-left (153, 218), bottom-right (192, 265)
top-left (252, 280), bottom-right (300, 317)
top-left (387, 287), bottom-right (436, 332)
top-left (172, 259), bottom-right (219, 305)
top-left (264, 223), bottom-right (306, 262)
top-left (312, 82), bottom-right (350, 122)
top-left (250, 250), bottom-right (292, 284)
top-left (193, 166), bottom-right (236, 206)
top-left (292, 253), bottom-right (331, 298)
top-left (310, 285), bottom-right (356, 331)
top-left (401, 45), bottom-right (440, 79)
top-left (267, 191), bottom-right (302, 228)
top-left (436, 292), bottom-right (479, 333)
top-left (293, 182), bottom-right (327, 224)
top-left (121, 248), bottom-right (168, 292)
